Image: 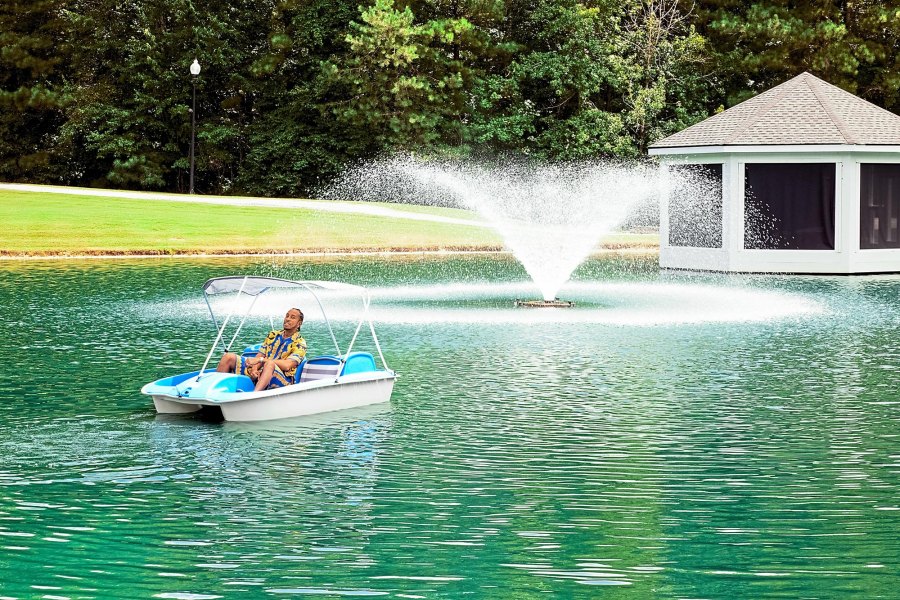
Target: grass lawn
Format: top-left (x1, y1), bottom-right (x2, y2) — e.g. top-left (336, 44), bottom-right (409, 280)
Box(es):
top-left (0, 188), bottom-right (657, 255)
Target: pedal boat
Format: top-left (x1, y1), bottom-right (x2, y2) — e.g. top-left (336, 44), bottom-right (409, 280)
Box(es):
top-left (141, 276), bottom-right (396, 422)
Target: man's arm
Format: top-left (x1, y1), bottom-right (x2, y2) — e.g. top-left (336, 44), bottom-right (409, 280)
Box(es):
top-left (251, 332), bottom-right (277, 367)
top-left (257, 336), bottom-right (305, 372)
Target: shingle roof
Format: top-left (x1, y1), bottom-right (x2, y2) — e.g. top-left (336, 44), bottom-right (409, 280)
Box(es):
top-left (650, 72), bottom-right (900, 148)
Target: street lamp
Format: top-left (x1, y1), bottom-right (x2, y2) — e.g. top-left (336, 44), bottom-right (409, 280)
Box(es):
top-left (189, 58), bottom-right (201, 194)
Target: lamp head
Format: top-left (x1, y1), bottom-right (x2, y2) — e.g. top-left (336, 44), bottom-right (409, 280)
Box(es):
top-left (190, 59), bottom-right (201, 76)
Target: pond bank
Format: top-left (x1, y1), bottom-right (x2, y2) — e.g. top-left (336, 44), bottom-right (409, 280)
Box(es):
top-left (0, 245), bottom-right (659, 260)
top-left (0, 184), bottom-right (658, 256)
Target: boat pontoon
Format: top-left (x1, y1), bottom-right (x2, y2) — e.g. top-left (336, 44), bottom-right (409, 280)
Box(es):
top-left (141, 276), bottom-right (396, 422)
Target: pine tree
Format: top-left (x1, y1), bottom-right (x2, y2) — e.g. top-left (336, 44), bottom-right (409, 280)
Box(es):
top-left (0, 0), bottom-right (70, 182)
top-left (690, 0), bottom-right (900, 111)
top-left (237, 0), bottom-right (376, 196)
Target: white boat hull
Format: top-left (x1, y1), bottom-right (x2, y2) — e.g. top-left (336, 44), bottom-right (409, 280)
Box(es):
top-left (147, 372), bottom-right (395, 422)
top-left (153, 396), bottom-right (203, 414)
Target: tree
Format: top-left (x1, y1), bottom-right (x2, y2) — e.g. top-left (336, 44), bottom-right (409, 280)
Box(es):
top-left (0, 0), bottom-right (70, 182)
top-left (323, 0), bottom-right (476, 149)
top-left (690, 0), bottom-right (900, 111)
top-left (467, 0), bottom-right (635, 158)
top-left (6, 0), bottom-right (900, 194)
top-left (620, 0), bottom-right (712, 153)
top-left (833, 1), bottom-right (900, 111)
top-left (236, 0), bottom-right (377, 196)
top-left (60, 0), bottom-right (283, 192)
top-left (467, 0), bottom-right (713, 158)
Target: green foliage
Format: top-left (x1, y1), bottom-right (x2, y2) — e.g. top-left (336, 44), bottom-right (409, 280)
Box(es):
top-left (57, 0), bottom-right (283, 192)
top-left (1, 0), bottom-right (899, 194)
top-left (0, 0), bottom-right (70, 182)
top-left (234, 0), bottom-right (370, 196)
top-left (620, 0), bottom-right (713, 152)
top-left (469, 0), bottom-right (712, 156)
top-left (467, 0), bottom-right (630, 156)
top-left (692, 0), bottom-right (900, 110)
top-left (323, 0), bottom-right (482, 149)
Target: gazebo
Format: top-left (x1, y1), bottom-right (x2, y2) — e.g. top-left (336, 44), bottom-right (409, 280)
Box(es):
top-left (648, 72), bottom-right (900, 273)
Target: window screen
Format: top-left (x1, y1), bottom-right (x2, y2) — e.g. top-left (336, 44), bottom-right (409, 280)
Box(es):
top-left (744, 163), bottom-right (835, 250)
top-left (668, 163), bottom-right (723, 248)
top-left (860, 163), bottom-right (900, 249)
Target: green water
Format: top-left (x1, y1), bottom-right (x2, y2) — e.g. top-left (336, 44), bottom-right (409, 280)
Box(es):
top-left (0, 255), bottom-right (897, 598)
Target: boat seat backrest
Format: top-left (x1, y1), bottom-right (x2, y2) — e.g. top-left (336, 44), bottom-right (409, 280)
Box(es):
top-left (342, 352), bottom-right (377, 374)
top-left (241, 344), bottom-right (262, 358)
top-left (297, 356), bottom-right (342, 383)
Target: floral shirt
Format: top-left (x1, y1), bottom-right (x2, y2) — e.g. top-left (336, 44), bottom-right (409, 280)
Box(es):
top-left (259, 330), bottom-right (307, 378)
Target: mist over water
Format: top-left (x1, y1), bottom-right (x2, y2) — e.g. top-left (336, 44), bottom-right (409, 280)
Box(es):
top-left (323, 156), bottom-right (661, 300)
top-left (146, 281), bottom-right (826, 328)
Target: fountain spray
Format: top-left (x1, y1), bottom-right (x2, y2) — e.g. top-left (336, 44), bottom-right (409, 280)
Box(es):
top-left (322, 155), bottom-right (660, 304)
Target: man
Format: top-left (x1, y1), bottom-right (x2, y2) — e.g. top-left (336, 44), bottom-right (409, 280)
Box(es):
top-left (216, 307), bottom-right (307, 391)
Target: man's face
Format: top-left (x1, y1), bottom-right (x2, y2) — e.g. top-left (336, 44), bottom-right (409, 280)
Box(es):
top-left (283, 309), bottom-right (303, 330)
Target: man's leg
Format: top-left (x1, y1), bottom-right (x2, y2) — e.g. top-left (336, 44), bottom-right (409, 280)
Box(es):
top-left (254, 361), bottom-right (276, 391)
top-left (253, 363), bottom-right (290, 391)
top-left (216, 352), bottom-right (238, 373)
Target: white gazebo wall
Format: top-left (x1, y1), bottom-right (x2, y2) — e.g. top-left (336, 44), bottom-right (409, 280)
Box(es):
top-left (849, 152), bottom-right (900, 271)
top-left (655, 146), bottom-right (900, 273)
top-left (659, 152), bottom-right (731, 271)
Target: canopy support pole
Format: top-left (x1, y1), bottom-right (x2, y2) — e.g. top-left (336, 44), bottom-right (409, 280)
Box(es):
top-left (203, 294), bottom-right (222, 343)
top-left (370, 324), bottom-right (390, 372)
top-left (343, 292), bottom-right (389, 371)
top-left (197, 276), bottom-right (249, 380)
top-left (299, 283), bottom-right (341, 356)
top-left (225, 292), bottom-right (261, 352)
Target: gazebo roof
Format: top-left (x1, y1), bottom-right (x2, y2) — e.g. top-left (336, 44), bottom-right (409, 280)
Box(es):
top-left (650, 72), bottom-right (900, 149)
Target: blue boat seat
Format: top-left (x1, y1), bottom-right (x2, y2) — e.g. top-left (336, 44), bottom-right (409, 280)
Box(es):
top-left (341, 352), bottom-right (377, 374)
top-left (241, 343), bottom-right (262, 357)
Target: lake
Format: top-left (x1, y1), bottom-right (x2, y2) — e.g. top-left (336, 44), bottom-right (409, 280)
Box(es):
top-left (0, 254), bottom-right (897, 598)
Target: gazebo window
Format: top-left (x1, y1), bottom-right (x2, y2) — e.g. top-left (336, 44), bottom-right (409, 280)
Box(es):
top-left (744, 163), bottom-right (835, 250)
top-left (668, 164), bottom-right (722, 248)
top-left (860, 164), bottom-right (900, 249)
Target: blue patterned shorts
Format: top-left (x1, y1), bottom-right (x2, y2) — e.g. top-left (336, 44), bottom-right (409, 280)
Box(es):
top-left (238, 356), bottom-right (292, 389)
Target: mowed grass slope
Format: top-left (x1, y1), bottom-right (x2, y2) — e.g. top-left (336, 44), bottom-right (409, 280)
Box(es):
top-left (0, 188), bottom-right (657, 255)
top-left (0, 190), bottom-right (501, 254)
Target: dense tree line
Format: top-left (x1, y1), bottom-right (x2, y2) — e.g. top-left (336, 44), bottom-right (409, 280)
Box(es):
top-left (2, 0), bottom-right (899, 196)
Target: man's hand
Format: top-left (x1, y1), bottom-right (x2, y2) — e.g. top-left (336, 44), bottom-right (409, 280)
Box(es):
top-left (247, 358), bottom-right (263, 379)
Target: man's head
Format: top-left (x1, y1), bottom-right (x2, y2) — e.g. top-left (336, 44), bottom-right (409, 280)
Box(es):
top-left (283, 307), bottom-right (304, 332)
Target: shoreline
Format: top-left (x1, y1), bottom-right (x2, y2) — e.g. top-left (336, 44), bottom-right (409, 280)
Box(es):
top-left (0, 244), bottom-right (658, 261)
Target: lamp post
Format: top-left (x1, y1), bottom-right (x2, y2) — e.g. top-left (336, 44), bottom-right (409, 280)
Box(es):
top-left (189, 58), bottom-right (201, 194)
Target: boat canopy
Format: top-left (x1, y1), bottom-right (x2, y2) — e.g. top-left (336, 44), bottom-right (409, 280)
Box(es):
top-left (203, 276), bottom-right (364, 297)
top-left (195, 275), bottom-right (390, 378)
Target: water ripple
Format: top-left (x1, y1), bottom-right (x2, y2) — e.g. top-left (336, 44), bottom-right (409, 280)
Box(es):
top-left (0, 257), bottom-right (897, 597)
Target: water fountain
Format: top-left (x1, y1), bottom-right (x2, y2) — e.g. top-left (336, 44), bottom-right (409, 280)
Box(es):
top-left (323, 156), bottom-right (660, 304)
top-left (316, 155), bottom-right (825, 327)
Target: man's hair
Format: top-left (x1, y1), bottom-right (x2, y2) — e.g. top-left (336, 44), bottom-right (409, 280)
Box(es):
top-left (289, 307), bottom-right (304, 323)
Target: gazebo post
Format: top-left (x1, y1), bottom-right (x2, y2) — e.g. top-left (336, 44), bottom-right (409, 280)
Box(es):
top-left (658, 161), bottom-right (671, 256)
top-left (843, 156), bottom-right (861, 264)
top-left (724, 156), bottom-right (740, 260)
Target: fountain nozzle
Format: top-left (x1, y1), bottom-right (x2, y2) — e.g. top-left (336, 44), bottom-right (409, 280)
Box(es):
top-left (514, 298), bottom-right (576, 308)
